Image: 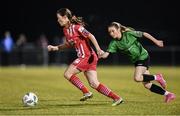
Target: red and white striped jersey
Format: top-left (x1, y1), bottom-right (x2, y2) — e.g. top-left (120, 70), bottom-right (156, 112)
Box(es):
top-left (63, 24), bottom-right (94, 58)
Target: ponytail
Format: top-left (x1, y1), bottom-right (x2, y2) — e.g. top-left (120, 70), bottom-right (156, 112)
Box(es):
top-left (71, 15), bottom-right (86, 26)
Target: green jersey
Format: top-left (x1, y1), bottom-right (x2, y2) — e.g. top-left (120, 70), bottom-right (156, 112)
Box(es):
top-left (107, 31), bottom-right (149, 63)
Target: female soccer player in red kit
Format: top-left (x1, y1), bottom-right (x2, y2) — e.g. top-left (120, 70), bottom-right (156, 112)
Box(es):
top-left (47, 8), bottom-right (122, 106)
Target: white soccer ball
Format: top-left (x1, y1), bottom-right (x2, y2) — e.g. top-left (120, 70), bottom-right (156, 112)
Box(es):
top-left (22, 92), bottom-right (38, 106)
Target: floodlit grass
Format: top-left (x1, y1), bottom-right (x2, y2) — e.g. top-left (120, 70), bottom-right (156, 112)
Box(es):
top-left (0, 66), bottom-right (180, 115)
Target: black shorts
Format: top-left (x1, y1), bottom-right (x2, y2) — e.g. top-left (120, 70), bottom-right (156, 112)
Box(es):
top-left (134, 57), bottom-right (150, 70)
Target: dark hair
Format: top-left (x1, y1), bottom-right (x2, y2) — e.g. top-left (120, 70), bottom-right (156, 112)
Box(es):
top-left (108, 22), bottom-right (134, 32)
top-left (56, 8), bottom-right (86, 26)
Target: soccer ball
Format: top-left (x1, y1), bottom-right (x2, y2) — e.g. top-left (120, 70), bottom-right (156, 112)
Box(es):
top-left (22, 92), bottom-right (38, 106)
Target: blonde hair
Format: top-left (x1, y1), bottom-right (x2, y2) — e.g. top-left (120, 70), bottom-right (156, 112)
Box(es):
top-left (109, 22), bottom-right (134, 32)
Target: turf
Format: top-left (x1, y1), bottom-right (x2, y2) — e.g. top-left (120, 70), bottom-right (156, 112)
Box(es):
top-left (0, 66), bottom-right (180, 115)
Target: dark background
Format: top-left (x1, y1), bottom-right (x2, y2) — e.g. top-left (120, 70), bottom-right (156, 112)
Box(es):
top-left (0, 0), bottom-right (179, 46)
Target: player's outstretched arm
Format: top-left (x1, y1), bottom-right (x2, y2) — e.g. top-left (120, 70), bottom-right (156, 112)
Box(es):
top-left (143, 32), bottom-right (164, 47)
top-left (88, 33), bottom-right (104, 56)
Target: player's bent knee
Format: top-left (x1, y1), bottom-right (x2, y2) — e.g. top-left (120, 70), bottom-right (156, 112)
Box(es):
top-left (134, 77), bottom-right (142, 82)
top-left (64, 72), bottom-right (72, 80)
top-left (89, 82), bottom-right (99, 89)
top-left (143, 83), bottom-right (151, 89)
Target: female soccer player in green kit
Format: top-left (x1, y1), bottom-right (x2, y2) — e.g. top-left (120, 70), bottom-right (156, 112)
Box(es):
top-left (100, 22), bottom-right (175, 103)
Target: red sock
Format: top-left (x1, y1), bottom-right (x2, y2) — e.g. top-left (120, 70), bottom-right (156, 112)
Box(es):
top-left (108, 91), bottom-right (120, 100)
top-left (96, 83), bottom-right (120, 100)
top-left (69, 75), bottom-right (89, 94)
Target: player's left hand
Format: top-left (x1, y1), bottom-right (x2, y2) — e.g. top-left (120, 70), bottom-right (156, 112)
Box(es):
top-left (97, 49), bottom-right (105, 58)
top-left (156, 40), bottom-right (164, 47)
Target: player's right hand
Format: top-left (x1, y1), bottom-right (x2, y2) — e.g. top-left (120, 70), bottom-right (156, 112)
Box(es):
top-left (47, 45), bottom-right (58, 51)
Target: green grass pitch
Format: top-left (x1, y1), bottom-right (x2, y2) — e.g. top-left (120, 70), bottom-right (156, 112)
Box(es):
top-left (0, 66), bottom-right (180, 115)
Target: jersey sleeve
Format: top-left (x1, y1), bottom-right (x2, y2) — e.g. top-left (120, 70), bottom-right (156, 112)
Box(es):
top-left (77, 25), bottom-right (90, 38)
top-left (107, 41), bottom-right (118, 53)
top-left (128, 31), bottom-right (144, 38)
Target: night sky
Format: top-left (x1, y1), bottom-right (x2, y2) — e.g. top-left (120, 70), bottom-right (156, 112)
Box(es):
top-left (0, 0), bottom-right (179, 45)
